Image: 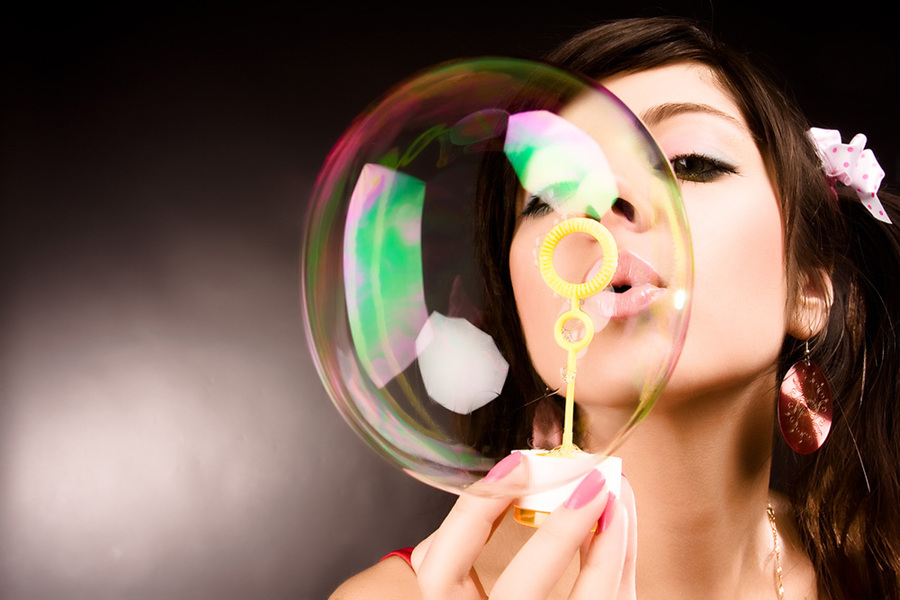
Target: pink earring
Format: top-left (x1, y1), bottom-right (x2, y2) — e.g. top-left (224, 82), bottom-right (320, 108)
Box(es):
top-left (778, 341), bottom-right (834, 454)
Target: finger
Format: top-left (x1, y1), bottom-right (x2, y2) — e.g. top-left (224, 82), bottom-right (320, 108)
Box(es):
top-left (415, 453), bottom-right (524, 599)
top-left (568, 478), bottom-right (633, 600)
top-left (490, 469), bottom-right (610, 600)
top-left (616, 478), bottom-right (638, 600)
top-left (416, 494), bottom-right (508, 599)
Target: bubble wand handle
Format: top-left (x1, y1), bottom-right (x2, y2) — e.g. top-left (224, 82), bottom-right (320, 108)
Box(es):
top-left (538, 218), bottom-right (618, 453)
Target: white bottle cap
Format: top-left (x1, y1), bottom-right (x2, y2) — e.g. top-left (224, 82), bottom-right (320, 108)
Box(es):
top-left (513, 451), bottom-right (622, 528)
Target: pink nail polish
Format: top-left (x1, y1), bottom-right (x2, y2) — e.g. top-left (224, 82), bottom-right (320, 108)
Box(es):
top-left (564, 469), bottom-right (606, 510)
top-left (597, 493), bottom-right (616, 533)
top-left (482, 451), bottom-right (523, 484)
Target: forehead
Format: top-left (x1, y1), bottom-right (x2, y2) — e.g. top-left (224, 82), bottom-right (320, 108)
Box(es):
top-left (599, 63), bottom-right (748, 132)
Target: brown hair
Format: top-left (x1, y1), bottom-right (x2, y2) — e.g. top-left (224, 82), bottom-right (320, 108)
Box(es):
top-left (542, 17), bottom-right (900, 599)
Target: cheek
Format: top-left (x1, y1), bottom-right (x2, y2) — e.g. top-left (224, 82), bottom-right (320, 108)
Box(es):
top-left (674, 181), bottom-right (788, 389)
top-left (509, 231), bottom-right (565, 387)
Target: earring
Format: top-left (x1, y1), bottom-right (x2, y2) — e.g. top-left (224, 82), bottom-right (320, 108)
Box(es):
top-left (778, 340), bottom-right (834, 454)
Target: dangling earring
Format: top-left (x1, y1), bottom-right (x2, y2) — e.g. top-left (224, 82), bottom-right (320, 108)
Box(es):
top-left (778, 340), bottom-right (834, 454)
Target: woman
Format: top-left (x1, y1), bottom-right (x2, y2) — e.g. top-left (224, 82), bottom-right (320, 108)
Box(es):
top-left (331, 18), bottom-right (900, 599)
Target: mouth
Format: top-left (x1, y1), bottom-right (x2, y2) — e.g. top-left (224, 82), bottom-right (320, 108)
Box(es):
top-left (583, 251), bottom-right (666, 318)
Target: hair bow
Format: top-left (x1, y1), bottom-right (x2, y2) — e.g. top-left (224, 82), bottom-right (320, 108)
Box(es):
top-left (808, 127), bottom-right (892, 224)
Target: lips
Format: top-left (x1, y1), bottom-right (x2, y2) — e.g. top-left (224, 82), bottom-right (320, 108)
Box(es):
top-left (583, 251), bottom-right (666, 318)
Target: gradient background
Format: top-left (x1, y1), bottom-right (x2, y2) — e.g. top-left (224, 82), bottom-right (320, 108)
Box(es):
top-left (2, 3), bottom-right (897, 599)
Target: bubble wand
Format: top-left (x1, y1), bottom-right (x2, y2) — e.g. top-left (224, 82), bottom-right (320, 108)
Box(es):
top-left (513, 216), bottom-right (620, 527)
top-left (538, 217), bottom-right (618, 453)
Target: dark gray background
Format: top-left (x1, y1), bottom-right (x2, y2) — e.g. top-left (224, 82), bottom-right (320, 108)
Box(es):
top-left (2, 3), bottom-right (897, 599)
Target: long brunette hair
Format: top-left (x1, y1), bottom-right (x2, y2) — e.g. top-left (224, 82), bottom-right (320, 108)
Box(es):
top-left (545, 17), bottom-right (900, 599)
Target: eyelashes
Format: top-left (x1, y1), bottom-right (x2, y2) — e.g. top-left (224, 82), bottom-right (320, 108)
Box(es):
top-left (668, 153), bottom-right (738, 183)
top-left (519, 181), bottom-right (578, 218)
top-left (521, 194), bottom-right (553, 217)
top-left (520, 153), bottom-right (736, 217)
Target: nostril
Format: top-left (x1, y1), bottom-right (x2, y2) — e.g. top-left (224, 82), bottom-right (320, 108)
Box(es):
top-left (611, 197), bottom-right (636, 222)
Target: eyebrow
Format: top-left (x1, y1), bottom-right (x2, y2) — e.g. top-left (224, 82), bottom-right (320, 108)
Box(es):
top-left (639, 102), bottom-right (745, 130)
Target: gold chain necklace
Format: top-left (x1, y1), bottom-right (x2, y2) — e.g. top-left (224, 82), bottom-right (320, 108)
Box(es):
top-left (767, 502), bottom-right (785, 599)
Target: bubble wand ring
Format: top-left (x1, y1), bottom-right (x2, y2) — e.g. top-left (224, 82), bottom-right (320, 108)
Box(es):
top-left (537, 217), bottom-right (618, 453)
top-left (538, 218), bottom-right (617, 299)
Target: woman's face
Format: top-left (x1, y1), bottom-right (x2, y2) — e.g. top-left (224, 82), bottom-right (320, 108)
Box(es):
top-left (509, 63), bottom-right (789, 411)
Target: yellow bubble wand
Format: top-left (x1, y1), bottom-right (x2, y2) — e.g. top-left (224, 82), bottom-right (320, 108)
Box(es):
top-left (537, 217), bottom-right (618, 454)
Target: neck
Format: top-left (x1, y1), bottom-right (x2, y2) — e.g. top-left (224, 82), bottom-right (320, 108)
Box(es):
top-left (594, 376), bottom-right (780, 599)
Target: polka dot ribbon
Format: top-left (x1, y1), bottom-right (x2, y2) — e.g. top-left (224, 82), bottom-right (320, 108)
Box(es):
top-left (808, 127), bottom-right (892, 224)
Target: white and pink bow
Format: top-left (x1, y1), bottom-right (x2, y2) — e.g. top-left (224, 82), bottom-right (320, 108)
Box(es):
top-left (808, 127), bottom-right (892, 224)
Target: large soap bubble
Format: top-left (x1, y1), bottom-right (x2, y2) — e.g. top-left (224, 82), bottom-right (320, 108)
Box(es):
top-left (302, 58), bottom-right (692, 499)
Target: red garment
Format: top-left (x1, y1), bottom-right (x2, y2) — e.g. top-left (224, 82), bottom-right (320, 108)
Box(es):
top-left (381, 547), bottom-right (414, 568)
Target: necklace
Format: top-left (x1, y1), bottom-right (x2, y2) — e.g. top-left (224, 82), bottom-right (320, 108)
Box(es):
top-left (767, 502), bottom-right (785, 599)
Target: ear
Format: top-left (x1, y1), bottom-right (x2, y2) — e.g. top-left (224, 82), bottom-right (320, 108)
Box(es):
top-left (787, 270), bottom-right (833, 340)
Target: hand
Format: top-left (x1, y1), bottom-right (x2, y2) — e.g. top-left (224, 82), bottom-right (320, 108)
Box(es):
top-left (410, 454), bottom-right (637, 600)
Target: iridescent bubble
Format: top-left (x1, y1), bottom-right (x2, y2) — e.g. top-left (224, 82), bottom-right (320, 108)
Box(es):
top-left (302, 58), bottom-right (692, 498)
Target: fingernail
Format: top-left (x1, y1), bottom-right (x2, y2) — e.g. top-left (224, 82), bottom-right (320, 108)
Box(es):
top-left (564, 469), bottom-right (606, 510)
top-left (596, 492), bottom-right (616, 533)
top-left (482, 451), bottom-right (523, 484)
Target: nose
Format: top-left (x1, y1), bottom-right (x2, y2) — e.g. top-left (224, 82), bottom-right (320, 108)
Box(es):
top-left (597, 174), bottom-right (656, 233)
top-left (564, 170), bottom-right (654, 233)
top-left (611, 197), bottom-right (636, 222)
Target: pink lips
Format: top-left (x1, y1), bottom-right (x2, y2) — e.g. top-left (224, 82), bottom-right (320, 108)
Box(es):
top-left (583, 251), bottom-right (666, 318)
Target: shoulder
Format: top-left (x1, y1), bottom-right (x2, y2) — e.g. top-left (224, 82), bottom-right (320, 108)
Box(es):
top-left (328, 556), bottom-right (421, 600)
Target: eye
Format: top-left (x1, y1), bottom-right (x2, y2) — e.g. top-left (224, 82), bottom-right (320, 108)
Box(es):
top-left (520, 194), bottom-right (553, 217)
top-left (669, 153), bottom-right (737, 183)
top-left (519, 181), bottom-right (580, 218)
